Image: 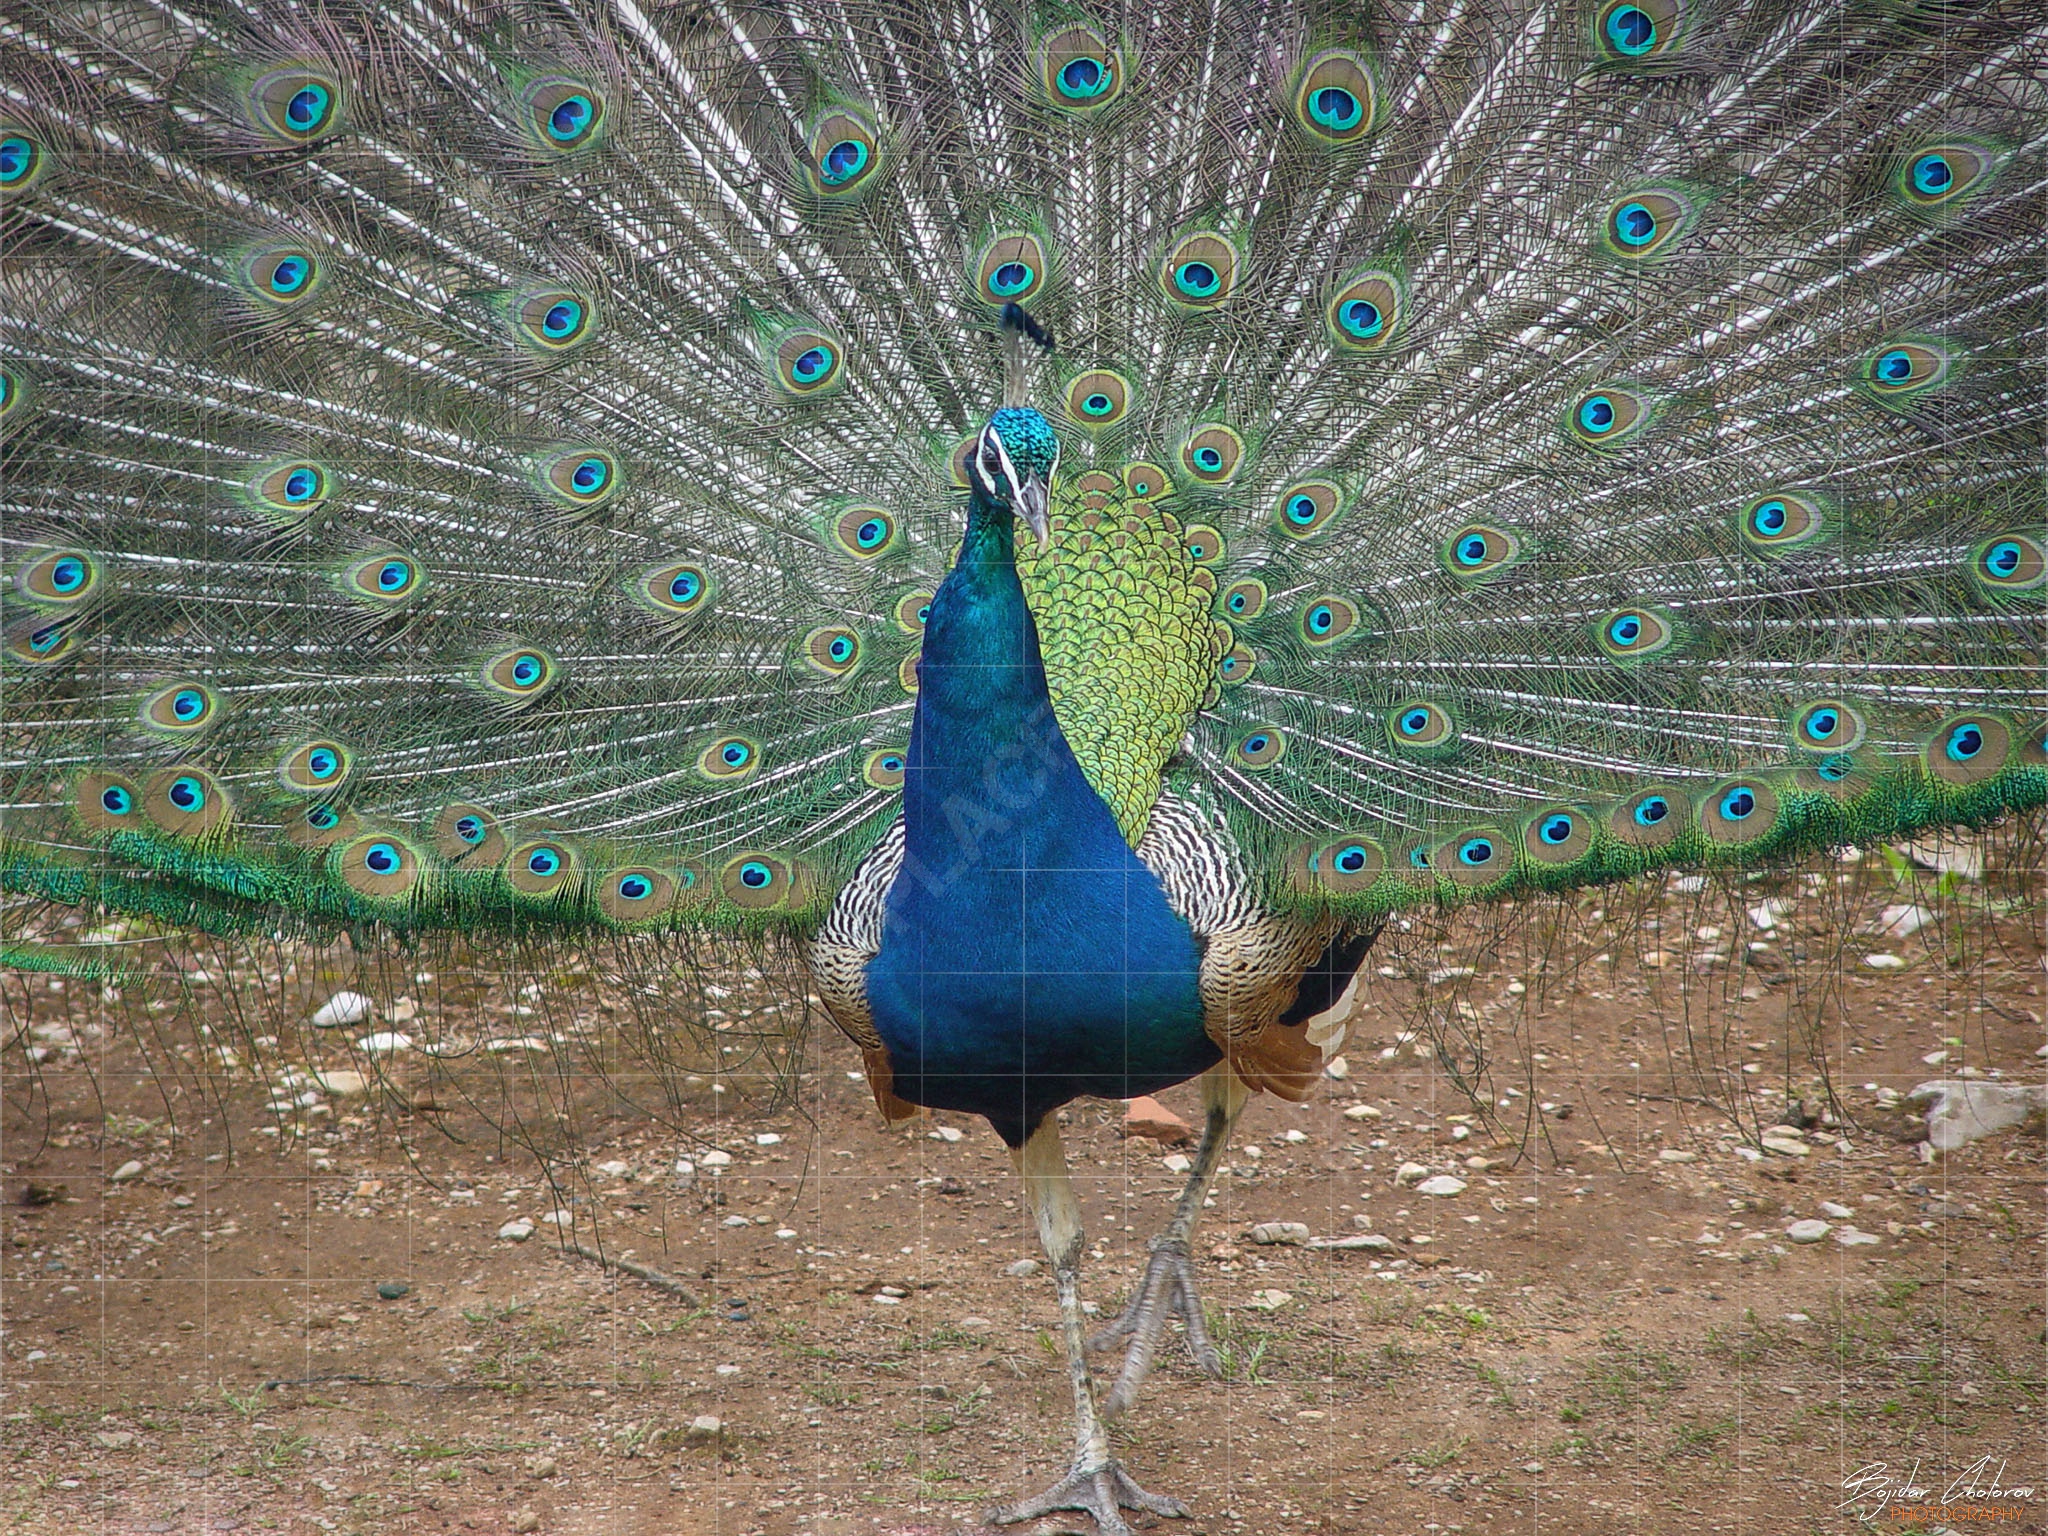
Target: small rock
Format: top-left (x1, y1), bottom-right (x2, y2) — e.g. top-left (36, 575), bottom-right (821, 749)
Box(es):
top-left (1309, 1233), bottom-right (1396, 1252)
top-left (1394, 1161), bottom-right (1430, 1186)
top-left (498, 1219), bottom-right (535, 1242)
top-left (1120, 1096), bottom-right (1194, 1146)
top-left (1875, 903), bottom-right (1933, 939)
top-left (539, 1209), bottom-right (572, 1227)
top-left (1162, 1153), bottom-right (1192, 1174)
top-left (1656, 1150), bottom-right (1698, 1164)
top-left (1505, 979), bottom-right (1527, 996)
top-left (1819, 1201), bottom-right (1854, 1219)
top-left (672, 1159), bottom-right (696, 1179)
top-left (1210, 1242), bottom-right (1241, 1261)
top-left (1836, 1227), bottom-right (1882, 1247)
top-left (684, 1415), bottom-right (723, 1444)
top-left (699, 1150), bottom-right (733, 1168)
top-left (1428, 967), bottom-right (1476, 986)
top-left (595, 1160), bottom-right (632, 1179)
top-left (1250, 1221), bottom-right (1311, 1246)
top-left (109, 1160), bottom-right (144, 1183)
top-left (928, 1125), bottom-right (964, 1143)
top-left (354, 1031), bottom-right (413, 1057)
top-left (1449, 1124), bottom-right (1472, 1142)
top-left (755, 1133), bottom-right (782, 1146)
top-left (1911, 1078), bottom-right (2047, 1151)
top-left (525, 1455), bottom-right (557, 1478)
top-left (511, 1509), bottom-right (541, 1533)
top-left (310, 991), bottom-right (373, 1029)
top-left (1247, 1289), bottom-right (1292, 1312)
top-left (1416, 1175), bottom-right (1468, 1197)
top-left (94, 1431), bottom-right (135, 1449)
top-left (721, 1214), bottom-right (751, 1228)
top-left (1323, 1055), bottom-right (1349, 1081)
top-left (1785, 1219), bottom-right (1831, 1244)
top-left (313, 1069), bottom-right (368, 1096)
top-left (1464, 1156), bottom-right (1501, 1171)
top-left (377, 1281), bottom-right (409, 1301)
top-left (1342, 1103), bottom-right (1382, 1121)
top-left (1523, 1460), bottom-right (1545, 1474)
top-left (1760, 1135), bottom-right (1810, 1158)
top-left (1004, 1259), bottom-right (1040, 1278)
top-left (1862, 953), bottom-right (1907, 971)
top-left (878, 1285), bottom-right (908, 1298)
top-left (1295, 1409), bottom-right (1326, 1422)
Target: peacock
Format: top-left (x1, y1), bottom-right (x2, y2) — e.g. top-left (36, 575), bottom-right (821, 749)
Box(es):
top-left (2, 0), bottom-right (2043, 1526)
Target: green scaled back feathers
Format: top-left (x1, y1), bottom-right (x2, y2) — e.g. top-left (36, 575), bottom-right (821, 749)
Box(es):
top-left (1, 0), bottom-right (2042, 946)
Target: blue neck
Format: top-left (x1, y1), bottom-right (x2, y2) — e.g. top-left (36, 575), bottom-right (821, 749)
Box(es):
top-left (865, 484), bottom-right (1215, 1146)
top-left (902, 487), bottom-right (1082, 868)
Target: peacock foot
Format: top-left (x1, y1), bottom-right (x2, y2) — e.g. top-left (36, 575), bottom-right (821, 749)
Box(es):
top-left (1086, 1239), bottom-right (1221, 1418)
top-left (990, 1459), bottom-right (1189, 1534)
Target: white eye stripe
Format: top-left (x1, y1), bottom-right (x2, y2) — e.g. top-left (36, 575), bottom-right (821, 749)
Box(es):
top-left (975, 424), bottom-right (1023, 502)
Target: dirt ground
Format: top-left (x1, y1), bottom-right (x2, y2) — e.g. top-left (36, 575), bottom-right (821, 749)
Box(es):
top-left (2, 839), bottom-right (2044, 1536)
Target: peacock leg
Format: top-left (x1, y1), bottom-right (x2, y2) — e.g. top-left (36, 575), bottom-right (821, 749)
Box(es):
top-left (1089, 1063), bottom-right (1249, 1417)
top-left (994, 1115), bottom-right (1189, 1533)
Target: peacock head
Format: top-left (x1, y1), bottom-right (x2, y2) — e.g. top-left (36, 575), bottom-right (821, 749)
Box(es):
top-left (972, 406), bottom-right (1060, 550)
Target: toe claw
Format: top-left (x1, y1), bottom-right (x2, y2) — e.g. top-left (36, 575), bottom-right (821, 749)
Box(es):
top-left (1090, 1241), bottom-right (1216, 1417)
top-left (992, 1461), bottom-right (1189, 1533)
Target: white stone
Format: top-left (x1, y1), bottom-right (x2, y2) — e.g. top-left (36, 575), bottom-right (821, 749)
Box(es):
top-left (1911, 1079), bottom-right (2047, 1152)
top-left (684, 1415), bottom-right (723, 1442)
top-left (871, 1293), bottom-right (900, 1306)
top-left (1309, 1233), bottom-right (1396, 1252)
top-left (1416, 1175), bottom-right (1468, 1198)
top-left (109, 1160), bottom-right (144, 1182)
top-left (929, 1125), bottom-right (965, 1143)
top-left (1875, 903), bottom-right (1933, 939)
top-left (721, 1214), bottom-right (751, 1228)
top-left (1761, 1135), bottom-right (1810, 1158)
top-left (354, 1031), bottom-right (413, 1056)
top-left (699, 1150), bottom-right (733, 1168)
top-left (1429, 967), bottom-right (1476, 986)
top-left (672, 1159), bottom-right (695, 1178)
top-left (1394, 1161), bottom-right (1431, 1186)
top-left (1747, 901), bottom-right (1785, 932)
top-left (595, 1160), bottom-right (632, 1178)
top-left (498, 1219), bottom-right (535, 1242)
top-left (1281, 1129), bottom-right (1308, 1144)
top-left (1323, 1056), bottom-right (1350, 1081)
top-left (1656, 1150), bottom-right (1698, 1164)
top-left (1247, 1289), bottom-right (1292, 1312)
top-left (1162, 1153), bottom-right (1192, 1174)
top-left (1004, 1259), bottom-right (1040, 1278)
top-left (539, 1209), bottom-right (571, 1227)
top-left (1450, 1125), bottom-right (1472, 1142)
top-left (1343, 1104), bottom-right (1382, 1121)
top-left (1836, 1227), bottom-right (1882, 1247)
top-left (1862, 953), bottom-right (1907, 971)
top-left (310, 992), bottom-right (373, 1028)
top-left (1785, 1219), bottom-right (1831, 1244)
top-left (774, 1228), bottom-right (797, 1240)
top-left (1819, 1201), bottom-right (1854, 1219)
top-left (754, 1133), bottom-right (782, 1146)
top-left (1250, 1221), bottom-right (1311, 1246)
top-left (715, 1363), bottom-right (740, 1376)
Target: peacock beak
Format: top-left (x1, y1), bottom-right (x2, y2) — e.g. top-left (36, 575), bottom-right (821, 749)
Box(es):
top-left (1016, 474), bottom-right (1051, 552)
